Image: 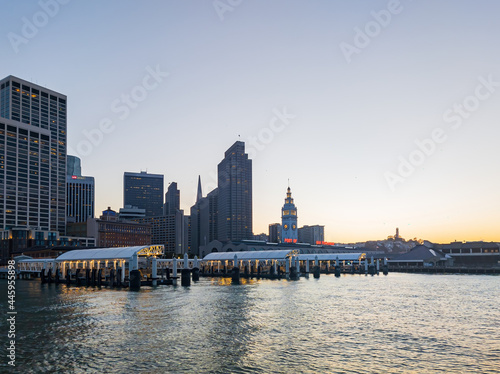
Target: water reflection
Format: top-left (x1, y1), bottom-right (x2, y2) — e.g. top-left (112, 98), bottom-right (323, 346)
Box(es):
top-left (0, 274), bottom-right (499, 373)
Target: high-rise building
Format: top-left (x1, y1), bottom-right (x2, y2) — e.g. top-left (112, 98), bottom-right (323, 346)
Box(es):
top-left (124, 171), bottom-right (164, 217)
top-left (135, 181), bottom-right (186, 257)
top-left (281, 187), bottom-right (298, 243)
top-left (66, 155), bottom-right (94, 223)
top-left (269, 223), bottom-right (282, 243)
top-left (184, 215), bottom-right (192, 255)
top-left (67, 155), bottom-right (81, 176)
top-left (298, 225), bottom-right (324, 245)
top-left (217, 141), bottom-right (252, 241)
top-left (190, 177), bottom-right (219, 256)
top-left (164, 182), bottom-right (180, 216)
top-left (0, 75), bottom-right (67, 233)
top-left (136, 213), bottom-right (183, 256)
top-left (207, 188), bottom-right (218, 244)
top-left (190, 176), bottom-right (209, 255)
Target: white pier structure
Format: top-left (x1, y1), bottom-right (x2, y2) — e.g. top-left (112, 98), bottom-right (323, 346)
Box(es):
top-left (199, 250), bottom-right (367, 278)
top-left (15, 245), bottom-right (164, 285)
top-left (201, 249), bottom-right (299, 276)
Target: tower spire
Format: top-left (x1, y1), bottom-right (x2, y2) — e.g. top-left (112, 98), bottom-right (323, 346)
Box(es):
top-left (281, 183), bottom-right (298, 244)
top-left (196, 175), bottom-right (203, 202)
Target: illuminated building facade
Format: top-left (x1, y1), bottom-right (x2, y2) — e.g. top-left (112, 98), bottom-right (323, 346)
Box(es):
top-left (0, 75), bottom-right (67, 233)
top-left (281, 187), bottom-right (298, 243)
top-left (124, 171), bottom-right (164, 217)
top-left (66, 155), bottom-right (94, 223)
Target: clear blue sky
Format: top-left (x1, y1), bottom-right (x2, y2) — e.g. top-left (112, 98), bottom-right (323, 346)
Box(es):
top-left (2, 0), bottom-right (500, 243)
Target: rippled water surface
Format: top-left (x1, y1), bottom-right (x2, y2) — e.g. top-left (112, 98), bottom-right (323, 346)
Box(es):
top-left (1, 273), bottom-right (499, 373)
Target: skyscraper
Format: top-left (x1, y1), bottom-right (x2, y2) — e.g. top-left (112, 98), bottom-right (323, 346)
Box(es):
top-left (164, 182), bottom-right (180, 216)
top-left (123, 171), bottom-right (164, 217)
top-left (190, 176), bottom-right (209, 254)
top-left (207, 188), bottom-right (218, 244)
top-left (66, 155), bottom-right (95, 223)
top-left (0, 75), bottom-right (67, 233)
top-left (217, 141), bottom-right (252, 241)
top-left (281, 187), bottom-right (298, 243)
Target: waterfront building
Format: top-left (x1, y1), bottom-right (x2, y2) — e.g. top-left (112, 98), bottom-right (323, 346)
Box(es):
top-left (281, 187), bottom-right (298, 244)
top-left (387, 245), bottom-right (453, 268)
top-left (0, 227), bottom-right (95, 264)
top-left (66, 155), bottom-right (95, 224)
top-left (0, 75), bottom-right (67, 234)
top-left (124, 171), bottom-right (164, 217)
top-left (435, 241), bottom-right (500, 267)
top-left (217, 141), bottom-right (252, 242)
top-left (268, 223), bottom-right (282, 243)
top-left (298, 225), bottom-right (324, 245)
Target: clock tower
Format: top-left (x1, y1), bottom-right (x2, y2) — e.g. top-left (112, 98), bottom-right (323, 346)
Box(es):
top-left (281, 187), bottom-right (298, 243)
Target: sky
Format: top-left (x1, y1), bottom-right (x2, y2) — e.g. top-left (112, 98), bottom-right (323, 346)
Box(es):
top-left (2, 0), bottom-right (500, 243)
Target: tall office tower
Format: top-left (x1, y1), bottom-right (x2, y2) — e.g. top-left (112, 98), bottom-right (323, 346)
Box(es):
top-left (123, 171), bottom-right (164, 217)
top-left (281, 187), bottom-right (298, 243)
top-left (0, 76), bottom-right (67, 233)
top-left (136, 180), bottom-right (185, 256)
top-left (66, 155), bottom-right (95, 223)
top-left (217, 141), bottom-right (252, 241)
top-left (190, 180), bottom-right (219, 256)
top-left (207, 188), bottom-right (218, 244)
top-left (268, 223), bottom-right (282, 244)
top-left (164, 182), bottom-right (180, 216)
top-left (67, 155), bottom-right (81, 176)
top-left (298, 225), bottom-right (324, 245)
top-left (190, 176), bottom-right (209, 255)
top-left (184, 215), bottom-right (192, 255)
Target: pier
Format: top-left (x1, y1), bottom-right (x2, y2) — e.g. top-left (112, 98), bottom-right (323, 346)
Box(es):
top-left (2, 246), bottom-right (394, 289)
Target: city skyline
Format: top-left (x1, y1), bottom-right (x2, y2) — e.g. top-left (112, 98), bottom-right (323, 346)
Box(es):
top-left (2, 1), bottom-right (500, 243)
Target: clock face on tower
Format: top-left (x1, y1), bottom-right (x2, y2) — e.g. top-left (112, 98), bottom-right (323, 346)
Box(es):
top-left (292, 224), bottom-right (296, 230)
top-left (283, 224), bottom-right (289, 230)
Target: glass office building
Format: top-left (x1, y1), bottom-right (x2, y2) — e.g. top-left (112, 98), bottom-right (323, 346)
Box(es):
top-left (0, 75), bottom-right (67, 233)
top-left (217, 141), bottom-right (252, 241)
top-left (66, 155), bottom-right (94, 223)
top-left (123, 171), bottom-right (164, 217)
